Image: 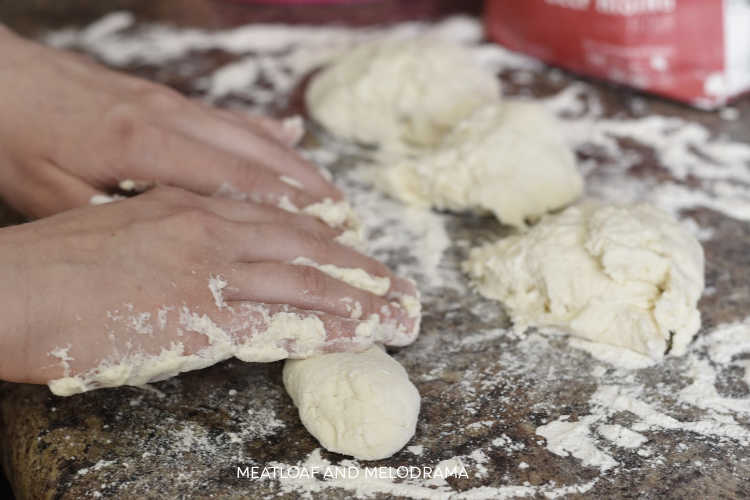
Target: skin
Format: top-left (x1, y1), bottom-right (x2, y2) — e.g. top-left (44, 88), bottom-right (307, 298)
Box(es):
top-left (0, 28), bottom-right (419, 386)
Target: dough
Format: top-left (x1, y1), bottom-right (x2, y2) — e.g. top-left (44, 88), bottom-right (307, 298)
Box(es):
top-left (283, 345), bottom-right (420, 460)
top-left (306, 38), bottom-right (500, 153)
top-left (378, 101), bottom-right (583, 228)
top-left (463, 202), bottom-right (704, 358)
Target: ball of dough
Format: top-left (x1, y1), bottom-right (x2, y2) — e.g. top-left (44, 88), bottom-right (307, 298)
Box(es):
top-left (463, 202), bottom-right (704, 358)
top-left (378, 101), bottom-right (583, 228)
top-left (283, 345), bottom-right (420, 460)
top-left (306, 38), bottom-right (500, 152)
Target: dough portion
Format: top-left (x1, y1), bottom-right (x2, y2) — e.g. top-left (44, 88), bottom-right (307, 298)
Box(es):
top-left (378, 101), bottom-right (583, 228)
top-left (306, 37), bottom-right (500, 153)
top-left (283, 345), bottom-right (420, 460)
top-left (463, 202), bottom-right (704, 358)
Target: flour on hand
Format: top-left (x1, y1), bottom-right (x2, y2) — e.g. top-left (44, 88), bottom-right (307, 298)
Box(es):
top-left (464, 202), bottom-right (704, 358)
top-left (47, 199), bottom-right (421, 398)
top-left (306, 37), bottom-right (500, 153)
top-left (378, 101), bottom-right (584, 228)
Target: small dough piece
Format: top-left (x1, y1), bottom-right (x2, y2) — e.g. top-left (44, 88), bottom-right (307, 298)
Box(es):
top-left (463, 202), bottom-right (704, 358)
top-left (306, 38), bottom-right (500, 152)
top-left (378, 101), bottom-right (583, 228)
top-left (283, 345), bottom-right (420, 460)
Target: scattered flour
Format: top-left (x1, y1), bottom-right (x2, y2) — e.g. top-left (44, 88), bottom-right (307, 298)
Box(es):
top-left (536, 415), bottom-right (618, 472)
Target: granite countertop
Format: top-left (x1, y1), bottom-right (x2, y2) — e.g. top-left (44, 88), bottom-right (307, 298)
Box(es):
top-left (1, 4), bottom-right (750, 499)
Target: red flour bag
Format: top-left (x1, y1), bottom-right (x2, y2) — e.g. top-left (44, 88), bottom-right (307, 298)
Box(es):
top-left (485, 0), bottom-right (750, 108)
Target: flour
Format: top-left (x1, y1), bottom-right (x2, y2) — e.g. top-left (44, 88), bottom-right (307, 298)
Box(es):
top-left (207, 275), bottom-right (228, 310)
top-left (596, 424), bottom-right (648, 449)
top-left (204, 56), bottom-right (261, 99)
top-left (407, 445), bottom-right (424, 456)
top-left (76, 459), bottom-right (117, 476)
top-left (542, 83), bottom-right (750, 224)
top-left (49, 293), bottom-right (381, 395)
top-left (537, 327), bottom-right (750, 468)
top-left (536, 415), bottom-right (618, 471)
top-left (567, 337), bottom-right (657, 370)
top-left (291, 257), bottom-right (390, 297)
top-left (256, 447), bottom-right (597, 500)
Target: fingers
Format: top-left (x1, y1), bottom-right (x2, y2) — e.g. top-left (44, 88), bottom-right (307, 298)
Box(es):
top-left (203, 196), bottom-right (341, 235)
top-left (222, 221), bottom-right (396, 281)
top-left (141, 187), bottom-right (417, 299)
top-left (141, 186), bottom-right (339, 238)
top-left (192, 100), bottom-right (303, 147)
top-left (11, 159), bottom-right (106, 218)
top-left (167, 103), bottom-right (341, 200)
top-left (157, 188), bottom-right (342, 237)
top-left (124, 126), bottom-right (320, 209)
top-left (232, 112), bottom-right (305, 147)
top-left (224, 262), bottom-right (396, 320)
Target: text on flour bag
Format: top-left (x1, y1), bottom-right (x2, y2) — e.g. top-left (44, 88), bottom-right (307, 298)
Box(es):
top-left (484, 0), bottom-right (750, 108)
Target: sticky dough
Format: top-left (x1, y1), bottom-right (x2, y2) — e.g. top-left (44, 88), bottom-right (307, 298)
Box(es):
top-left (378, 101), bottom-right (584, 228)
top-left (306, 37), bottom-right (500, 153)
top-left (463, 202), bottom-right (704, 358)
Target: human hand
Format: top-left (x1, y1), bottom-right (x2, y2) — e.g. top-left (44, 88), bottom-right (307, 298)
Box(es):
top-left (0, 27), bottom-right (339, 218)
top-left (0, 187), bottom-right (419, 390)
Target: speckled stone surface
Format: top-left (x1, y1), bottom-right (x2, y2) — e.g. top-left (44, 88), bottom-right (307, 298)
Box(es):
top-left (1, 4), bottom-right (750, 500)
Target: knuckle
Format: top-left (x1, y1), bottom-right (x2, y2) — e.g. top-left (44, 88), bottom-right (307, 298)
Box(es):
top-left (135, 84), bottom-right (184, 112)
top-left (300, 229), bottom-right (331, 256)
top-left (239, 164), bottom-right (269, 192)
top-left (104, 104), bottom-right (161, 166)
top-left (105, 103), bottom-right (141, 144)
top-left (361, 294), bottom-right (382, 318)
top-left (295, 266), bottom-right (328, 297)
top-left (174, 209), bottom-right (222, 239)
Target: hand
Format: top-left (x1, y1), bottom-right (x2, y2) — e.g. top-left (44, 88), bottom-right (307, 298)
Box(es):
top-left (0, 27), bottom-right (340, 219)
top-left (0, 187), bottom-right (419, 387)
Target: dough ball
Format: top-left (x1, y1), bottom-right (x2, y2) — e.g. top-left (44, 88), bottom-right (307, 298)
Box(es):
top-left (463, 202), bottom-right (704, 358)
top-left (306, 38), bottom-right (500, 152)
top-left (378, 101), bottom-right (583, 228)
top-left (283, 345), bottom-right (420, 460)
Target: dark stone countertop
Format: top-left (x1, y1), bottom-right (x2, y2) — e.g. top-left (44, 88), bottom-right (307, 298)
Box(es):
top-left (1, 3), bottom-right (750, 499)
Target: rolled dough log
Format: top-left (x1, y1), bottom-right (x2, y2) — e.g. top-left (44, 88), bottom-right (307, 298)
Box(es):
top-left (283, 345), bottom-right (420, 460)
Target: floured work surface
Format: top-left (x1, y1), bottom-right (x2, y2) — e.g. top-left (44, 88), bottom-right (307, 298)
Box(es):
top-left (1, 11), bottom-right (750, 500)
